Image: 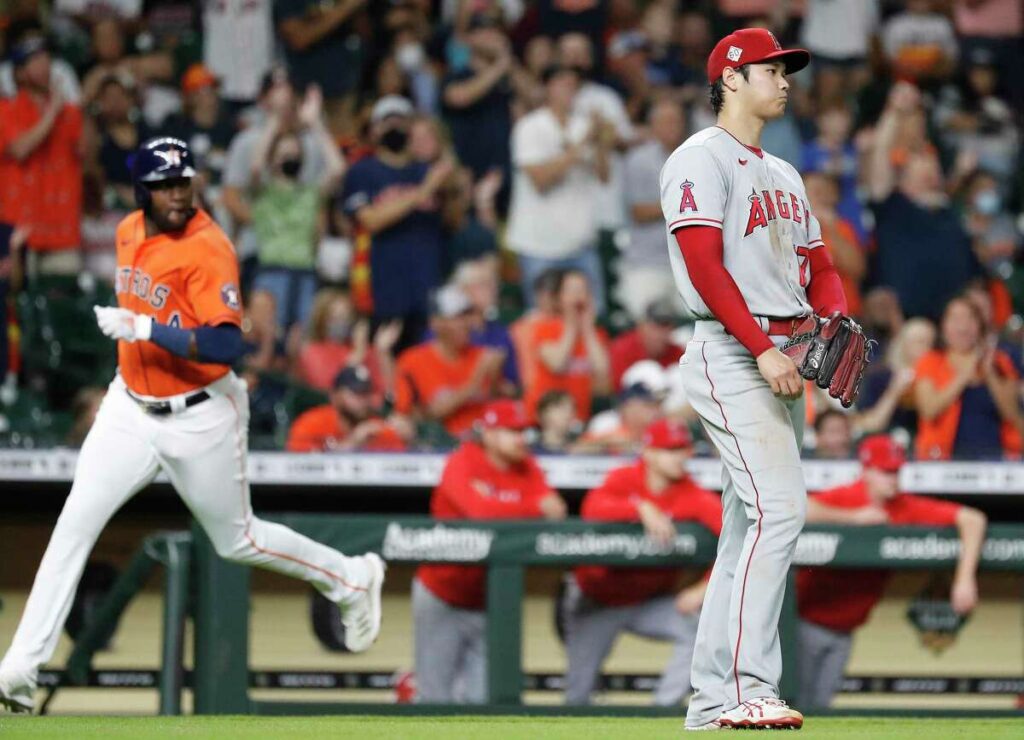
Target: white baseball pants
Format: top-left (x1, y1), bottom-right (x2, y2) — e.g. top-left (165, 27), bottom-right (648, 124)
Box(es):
top-left (0, 372), bottom-right (371, 687)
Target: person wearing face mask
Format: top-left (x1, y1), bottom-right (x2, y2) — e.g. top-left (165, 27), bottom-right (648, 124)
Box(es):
top-left (224, 69), bottom-right (334, 294)
top-left (248, 85), bottom-right (345, 333)
top-left (442, 13), bottom-right (519, 209)
top-left (296, 288), bottom-right (402, 396)
top-left (340, 96), bottom-right (455, 352)
top-left (961, 169), bottom-right (1020, 286)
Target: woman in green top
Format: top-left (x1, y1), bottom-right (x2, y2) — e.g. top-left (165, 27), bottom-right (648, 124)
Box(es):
top-left (249, 85), bottom-right (345, 332)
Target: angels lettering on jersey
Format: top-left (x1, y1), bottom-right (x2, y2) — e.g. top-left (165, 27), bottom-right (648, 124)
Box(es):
top-left (742, 187), bottom-right (809, 238)
top-left (678, 179), bottom-right (812, 241)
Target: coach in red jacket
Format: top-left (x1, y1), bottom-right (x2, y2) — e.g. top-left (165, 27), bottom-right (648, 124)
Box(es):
top-left (562, 418), bottom-right (723, 706)
top-left (796, 435), bottom-right (987, 709)
top-left (413, 400), bottom-right (567, 703)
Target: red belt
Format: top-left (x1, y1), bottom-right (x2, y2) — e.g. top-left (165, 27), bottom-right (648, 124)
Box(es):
top-left (760, 316), bottom-right (807, 337)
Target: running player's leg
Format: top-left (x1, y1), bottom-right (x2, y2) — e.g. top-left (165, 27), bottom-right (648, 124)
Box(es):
top-left (683, 337), bottom-right (807, 708)
top-left (0, 385), bottom-right (160, 701)
top-left (562, 578), bottom-right (630, 705)
top-left (160, 381), bottom-right (372, 605)
top-left (684, 442), bottom-right (751, 723)
top-left (625, 595), bottom-right (700, 705)
top-left (412, 578), bottom-right (463, 703)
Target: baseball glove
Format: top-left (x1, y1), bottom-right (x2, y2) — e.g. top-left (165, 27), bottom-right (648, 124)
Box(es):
top-left (780, 313), bottom-right (874, 408)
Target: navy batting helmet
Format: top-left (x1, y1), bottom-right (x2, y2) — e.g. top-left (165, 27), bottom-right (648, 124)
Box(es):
top-left (131, 137), bottom-right (196, 208)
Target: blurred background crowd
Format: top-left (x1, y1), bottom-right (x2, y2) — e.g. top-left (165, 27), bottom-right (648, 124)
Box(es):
top-left (1, 0), bottom-right (1023, 461)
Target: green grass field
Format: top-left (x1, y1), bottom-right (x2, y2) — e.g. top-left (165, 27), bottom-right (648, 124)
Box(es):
top-left (1, 716), bottom-right (1022, 739)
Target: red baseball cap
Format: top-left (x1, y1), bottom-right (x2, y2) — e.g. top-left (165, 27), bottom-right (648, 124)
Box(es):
top-left (480, 400), bottom-right (530, 431)
top-left (706, 28), bottom-right (810, 83)
top-left (858, 435), bottom-right (906, 472)
top-left (181, 63), bottom-right (218, 94)
top-left (643, 419), bottom-right (693, 450)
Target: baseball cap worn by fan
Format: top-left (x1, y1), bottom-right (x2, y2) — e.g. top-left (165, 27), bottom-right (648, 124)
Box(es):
top-left (706, 28), bottom-right (810, 83)
top-left (645, 297), bottom-right (681, 326)
top-left (643, 419), bottom-right (692, 450)
top-left (334, 365), bottom-right (373, 395)
top-left (480, 400), bottom-right (530, 431)
top-left (619, 382), bottom-right (657, 404)
top-left (9, 33), bottom-right (48, 67)
top-left (858, 435), bottom-right (906, 472)
top-left (371, 95), bottom-right (415, 124)
top-left (181, 63), bottom-right (218, 95)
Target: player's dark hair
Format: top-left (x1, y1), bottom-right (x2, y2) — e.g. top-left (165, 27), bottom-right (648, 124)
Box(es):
top-left (709, 64), bottom-right (750, 114)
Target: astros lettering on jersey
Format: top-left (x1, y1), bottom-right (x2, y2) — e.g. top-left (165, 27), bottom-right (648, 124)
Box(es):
top-left (659, 126), bottom-right (824, 319)
top-left (114, 209), bottom-right (243, 397)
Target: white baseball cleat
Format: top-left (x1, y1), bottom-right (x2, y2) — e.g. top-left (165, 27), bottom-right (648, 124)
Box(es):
top-left (718, 698), bottom-right (803, 730)
top-left (341, 553), bottom-right (386, 653)
top-left (0, 667), bottom-right (35, 714)
top-left (683, 719), bottom-right (723, 731)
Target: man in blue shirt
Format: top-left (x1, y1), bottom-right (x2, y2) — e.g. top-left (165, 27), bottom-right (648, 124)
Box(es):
top-left (866, 83), bottom-right (981, 321)
top-left (340, 96), bottom-right (453, 351)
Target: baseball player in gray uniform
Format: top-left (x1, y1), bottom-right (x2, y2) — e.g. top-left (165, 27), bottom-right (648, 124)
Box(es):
top-left (659, 29), bottom-right (850, 730)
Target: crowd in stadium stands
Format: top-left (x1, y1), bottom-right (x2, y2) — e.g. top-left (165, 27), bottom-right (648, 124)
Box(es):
top-left (0, 0), bottom-right (1023, 461)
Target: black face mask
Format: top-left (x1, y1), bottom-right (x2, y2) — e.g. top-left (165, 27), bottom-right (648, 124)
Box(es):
top-left (379, 127), bottom-right (409, 153)
top-left (280, 158), bottom-right (302, 178)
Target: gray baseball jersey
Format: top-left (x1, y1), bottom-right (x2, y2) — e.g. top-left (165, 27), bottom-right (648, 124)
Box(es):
top-left (659, 126), bottom-right (825, 319)
top-left (663, 125), bottom-right (819, 726)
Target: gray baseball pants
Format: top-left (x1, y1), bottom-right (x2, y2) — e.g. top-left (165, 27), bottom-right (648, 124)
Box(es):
top-left (796, 618), bottom-right (852, 709)
top-left (561, 575), bottom-right (700, 706)
top-left (412, 577), bottom-right (487, 704)
top-left (679, 321), bottom-right (807, 728)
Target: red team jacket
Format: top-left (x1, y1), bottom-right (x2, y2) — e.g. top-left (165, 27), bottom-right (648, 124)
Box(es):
top-left (574, 462), bottom-right (723, 607)
top-left (796, 480), bottom-right (962, 633)
top-left (416, 442), bottom-right (554, 610)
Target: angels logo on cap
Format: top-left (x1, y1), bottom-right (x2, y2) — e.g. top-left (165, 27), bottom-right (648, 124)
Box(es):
top-left (706, 28), bottom-right (810, 83)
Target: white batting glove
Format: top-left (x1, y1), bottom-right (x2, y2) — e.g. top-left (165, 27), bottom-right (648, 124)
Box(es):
top-left (93, 306), bottom-right (153, 343)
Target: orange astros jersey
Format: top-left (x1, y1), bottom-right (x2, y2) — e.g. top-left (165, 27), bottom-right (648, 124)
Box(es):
top-left (114, 209), bottom-right (243, 397)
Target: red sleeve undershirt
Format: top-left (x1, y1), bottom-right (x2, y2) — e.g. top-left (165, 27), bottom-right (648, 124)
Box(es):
top-left (675, 226), bottom-right (774, 357)
top-left (806, 246), bottom-right (849, 317)
top-left (674, 227), bottom-right (849, 357)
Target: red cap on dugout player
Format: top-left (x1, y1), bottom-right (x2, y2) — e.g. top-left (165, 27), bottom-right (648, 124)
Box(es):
top-left (643, 419), bottom-right (693, 451)
top-left (706, 28), bottom-right (810, 83)
top-left (858, 435), bottom-right (907, 473)
top-left (480, 400), bottom-right (531, 431)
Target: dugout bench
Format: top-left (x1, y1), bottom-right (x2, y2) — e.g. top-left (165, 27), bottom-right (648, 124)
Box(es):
top-left (179, 516), bottom-right (1024, 716)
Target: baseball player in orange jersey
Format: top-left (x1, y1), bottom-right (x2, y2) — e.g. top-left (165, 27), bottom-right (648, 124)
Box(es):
top-left (0, 138), bottom-right (385, 714)
top-left (662, 30), bottom-right (850, 731)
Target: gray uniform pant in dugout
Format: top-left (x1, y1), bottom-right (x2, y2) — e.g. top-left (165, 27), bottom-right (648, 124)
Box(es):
top-left (679, 320), bottom-right (807, 728)
top-left (796, 618), bottom-right (853, 709)
top-left (561, 575), bottom-right (700, 706)
top-left (412, 578), bottom-right (487, 704)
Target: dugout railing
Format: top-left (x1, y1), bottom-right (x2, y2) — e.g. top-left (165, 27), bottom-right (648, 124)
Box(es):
top-left (185, 516), bottom-right (1024, 716)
